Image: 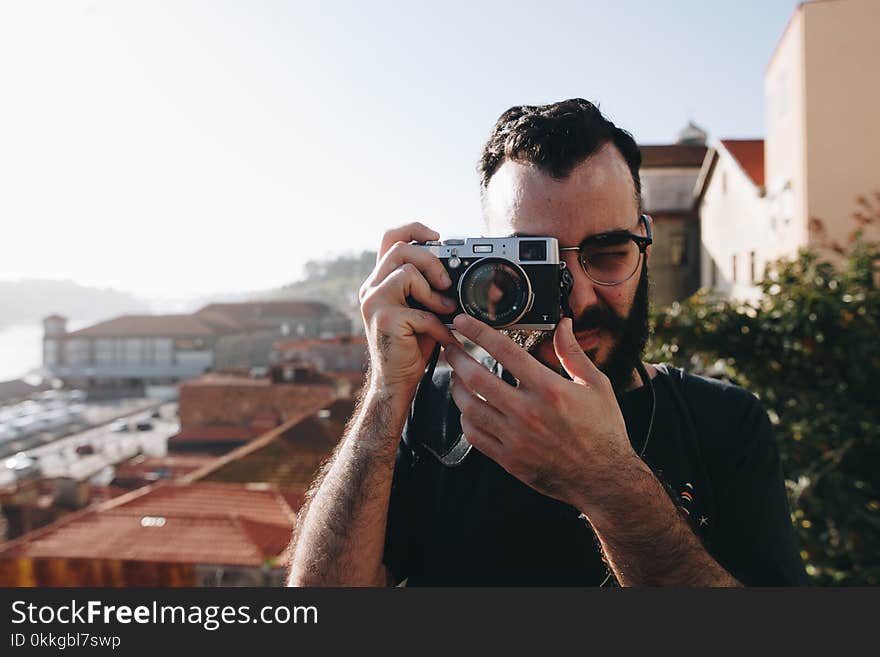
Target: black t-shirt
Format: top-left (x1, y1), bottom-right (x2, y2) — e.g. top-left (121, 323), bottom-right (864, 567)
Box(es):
top-left (383, 362), bottom-right (807, 586)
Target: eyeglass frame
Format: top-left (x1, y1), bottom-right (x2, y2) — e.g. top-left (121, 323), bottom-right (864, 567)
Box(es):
top-left (558, 213), bottom-right (653, 286)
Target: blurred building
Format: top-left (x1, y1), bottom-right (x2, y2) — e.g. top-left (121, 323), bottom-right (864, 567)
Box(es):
top-left (0, 378), bottom-right (53, 405)
top-left (766, 0), bottom-right (880, 257)
top-left (697, 0), bottom-right (880, 300)
top-left (42, 301), bottom-right (351, 399)
top-left (638, 124), bottom-right (708, 306)
top-left (696, 140), bottom-right (767, 301)
top-left (271, 334), bottom-right (367, 376)
top-left (169, 372), bottom-right (337, 453)
top-left (112, 454), bottom-right (219, 490)
top-left (182, 397), bottom-right (355, 491)
top-left (0, 479), bottom-right (72, 541)
top-left (0, 482), bottom-right (301, 586)
top-left (202, 301), bottom-right (352, 370)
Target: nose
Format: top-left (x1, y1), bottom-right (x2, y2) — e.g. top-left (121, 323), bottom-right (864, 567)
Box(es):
top-left (562, 252), bottom-right (600, 317)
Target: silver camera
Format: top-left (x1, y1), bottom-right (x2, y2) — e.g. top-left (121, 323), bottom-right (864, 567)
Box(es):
top-left (411, 236), bottom-right (573, 330)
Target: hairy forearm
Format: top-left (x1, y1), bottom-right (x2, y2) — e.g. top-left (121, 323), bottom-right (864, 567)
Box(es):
top-left (286, 386), bottom-right (408, 587)
top-left (578, 457), bottom-right (741, 587)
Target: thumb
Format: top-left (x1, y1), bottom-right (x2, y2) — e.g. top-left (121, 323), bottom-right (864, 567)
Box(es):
top-left (553, 317), bottom-right (600, 385)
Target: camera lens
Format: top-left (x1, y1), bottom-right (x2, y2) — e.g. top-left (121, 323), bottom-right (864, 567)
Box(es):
top-left (458, 258), bottom-right (531, 328)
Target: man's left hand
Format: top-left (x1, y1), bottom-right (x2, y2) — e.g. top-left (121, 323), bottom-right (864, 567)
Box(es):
top-left (445, 314), bottom-right (637, 509)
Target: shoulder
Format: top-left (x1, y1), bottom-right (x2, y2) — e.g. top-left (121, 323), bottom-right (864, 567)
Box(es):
top-left (654, 363), bottom-right (774, 469)
top-left (656, 363), bottom-right (766, 425)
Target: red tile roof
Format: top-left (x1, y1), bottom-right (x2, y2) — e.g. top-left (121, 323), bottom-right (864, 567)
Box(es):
top-left (117, 482), bottom-right (296, 525)
top-left (192, 398), bottom-right (355, 490)
top-left (720, 139), bottom-right (764, 187)
top-left (63, 301), bottom-right (343, 340)
top-left (0, 482), bottom-right (298, 567)
top-left (190, 310), bottom-right (246, 333)
top-left (639, 144), bottom-right (708, 168)
top-left (195, 301), bottom-right (334, 322)
top-left (114, 454), bottom-right (219, 482)
top-left (4, 514), bottom-right (290, 566)
top-left (66, 314), bottom-right (222, 338)
top-left (169, 426), bottom-right (254, 445)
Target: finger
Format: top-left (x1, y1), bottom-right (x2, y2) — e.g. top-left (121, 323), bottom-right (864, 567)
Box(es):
top-left (370, 241), bottom-right (452, 293)
top-left (378, 222), bottom-right (440, 262)
top-left (371, 303), bottom-right (459, 347)
top-left (452, 313), bottom-right (553, 389)
top-left (459, 414), bottom-right (505, 465)
top-left (399, 307), bottom-right (459, 347)
top-left (368, 264), bottom-right (458, 316)
top-left (552, 317), bottom-right (602, 386)
top-left (450, 373), bottom-right (509, 440)
top-left (444, 343), bottom-right (522, 414)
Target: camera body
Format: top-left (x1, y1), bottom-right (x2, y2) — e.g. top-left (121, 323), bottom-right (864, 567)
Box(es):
top-left (411, 236), bottom-right (573, 330)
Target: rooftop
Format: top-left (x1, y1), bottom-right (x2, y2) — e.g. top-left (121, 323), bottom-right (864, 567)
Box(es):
top-left (639, 144), bottom-right (708, 169)
top-left (0, 482), bottom-right (300, 567)
top-left (720, 139), bottom-right (765, 187)
top-left (187, 398), bottom-right (355, 489)
top-left (59, 300), bottom-right (344, 340)
top-left (195, 300), bottom-right (336, 321)
top-left (66, 314), bottom-right (221, 338)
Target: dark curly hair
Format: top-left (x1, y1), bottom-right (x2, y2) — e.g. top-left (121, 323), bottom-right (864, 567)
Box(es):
top-left (478, 98), bottom-right (642, 209)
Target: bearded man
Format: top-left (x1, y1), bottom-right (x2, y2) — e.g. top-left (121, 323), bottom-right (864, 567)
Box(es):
top-left (286, 98), bottom-right (806, 586)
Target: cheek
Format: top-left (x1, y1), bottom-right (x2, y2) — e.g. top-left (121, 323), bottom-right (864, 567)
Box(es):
top-left (600, 285), bottom-right (633, 317)
top-left (597, 287), bottom-right (633, 318)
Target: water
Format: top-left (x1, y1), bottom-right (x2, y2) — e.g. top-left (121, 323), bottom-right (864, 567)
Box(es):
top-left (0, 320), bottom-right (91, 382)
top-left (0, 323), bottom-right (44, 381)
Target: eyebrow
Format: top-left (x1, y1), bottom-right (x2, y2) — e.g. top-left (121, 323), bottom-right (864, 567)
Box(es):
top-left (510, 227), bottom-right (632, 243)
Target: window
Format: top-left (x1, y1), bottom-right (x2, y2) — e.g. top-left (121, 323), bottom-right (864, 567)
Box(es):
top-left (152, 339), bottom-right (173, 365)
top-left (750, 251), bottom-right (757, 283)
top-left (95, 339), bottom-right (118, 365)
top-left (123, 339), bottom-right (145, 365)
top-left (732, 254), bottom-right (738, 284)
top-left (65, 339), bottom-right (91, 365)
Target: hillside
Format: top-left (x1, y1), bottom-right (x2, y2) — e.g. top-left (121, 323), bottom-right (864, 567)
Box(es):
top-left (255, 251), bottom-right (376, 332)
top-left (0, 279), bottom-right (150, 328)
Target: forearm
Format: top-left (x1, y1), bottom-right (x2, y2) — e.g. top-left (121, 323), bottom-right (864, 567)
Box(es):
top-left (286, 385), bottom-right (410, 587)
top-left (578, 456), bottom-right (741, 587)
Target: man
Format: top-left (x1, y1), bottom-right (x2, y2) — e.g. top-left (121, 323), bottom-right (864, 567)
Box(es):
top-left (286, 98), bottom-right (806, 586)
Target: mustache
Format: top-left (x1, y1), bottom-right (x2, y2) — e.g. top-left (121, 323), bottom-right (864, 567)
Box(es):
top-left (571, 302), bottom-right (626, 334)
top-left (502, 300), bottom-right (624, 354)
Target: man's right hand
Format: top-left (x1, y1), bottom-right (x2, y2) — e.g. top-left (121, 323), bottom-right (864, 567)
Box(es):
top-left (359, 222), bottom-right (460, 400)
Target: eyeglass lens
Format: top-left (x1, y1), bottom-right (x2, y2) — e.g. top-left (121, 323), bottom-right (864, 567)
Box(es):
top-left (580, 236), bottom-right (642, 285)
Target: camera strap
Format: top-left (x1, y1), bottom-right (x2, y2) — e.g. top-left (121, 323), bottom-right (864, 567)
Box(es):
top-left (407, 343), bottom-right (474, 467)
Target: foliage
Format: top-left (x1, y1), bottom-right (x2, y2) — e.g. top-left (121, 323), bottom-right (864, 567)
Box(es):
top-left (646, 200), bottom-right (880, 585)
top-left (264, 251), bottom-right (377, 330)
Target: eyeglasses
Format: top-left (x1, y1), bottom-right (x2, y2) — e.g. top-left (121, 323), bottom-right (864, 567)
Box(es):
top-left (559, 213), bottom-right (653, 286)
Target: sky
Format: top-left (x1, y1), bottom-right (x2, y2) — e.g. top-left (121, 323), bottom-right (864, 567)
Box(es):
top-left (0, 0), bottom-right (801, 301)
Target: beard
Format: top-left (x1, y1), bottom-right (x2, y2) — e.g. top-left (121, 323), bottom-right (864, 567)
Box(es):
top-left (502, 261), bottom-right (650, 394)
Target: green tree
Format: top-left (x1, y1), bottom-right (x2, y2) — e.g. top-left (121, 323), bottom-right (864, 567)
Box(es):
top-left (647, 196), bottom-right (880, 585)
